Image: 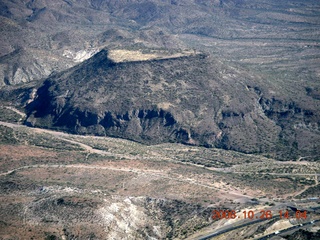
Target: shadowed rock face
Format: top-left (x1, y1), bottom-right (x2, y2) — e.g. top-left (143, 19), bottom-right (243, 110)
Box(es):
top-left (25, 50), bottom-right (220, 145)
top-left (24, 49), bottom-right (320, 159)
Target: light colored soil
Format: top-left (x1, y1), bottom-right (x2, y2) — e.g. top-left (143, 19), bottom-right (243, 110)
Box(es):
top-left (0, 120), bottom-right (318, 202)
top-left (108, 49), bottom-right (194, 62)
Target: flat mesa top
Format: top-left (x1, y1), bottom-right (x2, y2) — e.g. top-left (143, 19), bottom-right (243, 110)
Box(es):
top-left (107, 49), bottom-right (195, 63)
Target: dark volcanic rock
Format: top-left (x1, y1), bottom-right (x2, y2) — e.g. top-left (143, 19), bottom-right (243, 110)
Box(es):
top-left (24, 49), bottom-right (319, 159)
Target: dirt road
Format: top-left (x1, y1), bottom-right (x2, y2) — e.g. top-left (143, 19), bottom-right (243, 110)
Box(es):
top-left (0, 119), bottom-right (318, 200)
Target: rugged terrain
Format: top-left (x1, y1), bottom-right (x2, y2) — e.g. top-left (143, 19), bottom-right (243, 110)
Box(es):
top-left (14, 48), bottom-right (318, 160)
top-left (1, 0), bottom-right (319, 87)
top-left (0, 0), bottom-right (319, 239)
top-left (0, 107), bottom-right (319, 239)
top-left (0, 0), bottom-right (319, 159)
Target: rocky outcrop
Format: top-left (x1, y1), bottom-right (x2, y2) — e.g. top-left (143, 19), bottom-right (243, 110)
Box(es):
top-left (22, 49), bottom-right (319, 159)
top-left (0, 48), bottom-right (74, 87)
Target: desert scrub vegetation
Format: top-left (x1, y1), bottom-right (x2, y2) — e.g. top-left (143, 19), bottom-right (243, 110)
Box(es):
top-left (25, 134), bottom-right (83, 151)
top-left (228, 161), bottom-right (320, 175)
top-left (59, 135), bottom-right (280, 168)
top-left (297, 185), bottom-right (320, 199)
top-left (0, 125), bottom-right (18, 144)
top-left (223, 173), bottom-right (310, 196)
top-left (11, 129), bottom-right (83, 151)
top-left (64, 135), bottom-right (147, 155)
top-left (0, 106), bottom-right (23, 123)
top-left (0, 124), bottom-right (83, 151)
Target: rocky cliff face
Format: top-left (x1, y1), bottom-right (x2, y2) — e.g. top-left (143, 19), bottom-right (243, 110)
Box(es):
top-left (23, 49), bottom-right (320, 159)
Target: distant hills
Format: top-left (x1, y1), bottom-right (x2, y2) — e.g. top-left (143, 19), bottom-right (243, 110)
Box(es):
top-left (1, 0), bottom-right (319, 85)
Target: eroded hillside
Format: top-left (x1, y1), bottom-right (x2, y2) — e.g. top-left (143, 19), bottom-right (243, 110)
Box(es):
top-left (14, 48), bottom-right (317, 160)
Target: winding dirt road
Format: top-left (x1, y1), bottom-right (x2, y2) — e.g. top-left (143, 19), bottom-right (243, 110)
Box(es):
top-left (0, 114), bottom-right (318, 200)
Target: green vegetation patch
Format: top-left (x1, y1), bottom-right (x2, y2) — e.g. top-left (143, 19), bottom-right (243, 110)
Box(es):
top-left (0, 125), bottom-right (18, 144)
top-left (0, 106), bottom-right (23, 123)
